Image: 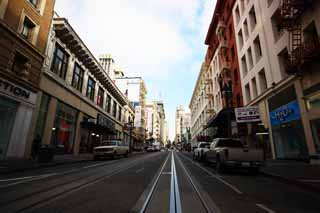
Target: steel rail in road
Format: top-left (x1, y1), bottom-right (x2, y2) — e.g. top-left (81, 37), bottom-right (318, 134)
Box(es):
top-left (0, 156), bottom-right (152, 213)
top-left (138, 152), bottom-right (171, 213)
top-left (175, 152), bottom-right (218, 213)
top-left (170, 151), bottom-right (182, 213)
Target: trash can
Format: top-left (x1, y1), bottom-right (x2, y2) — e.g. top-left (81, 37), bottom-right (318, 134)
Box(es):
top-left (38, 144), bottom-right (55, 163)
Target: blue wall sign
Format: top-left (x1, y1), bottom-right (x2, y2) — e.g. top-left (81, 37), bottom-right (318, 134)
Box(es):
top-left (270, 101), bottom-right (301, 126)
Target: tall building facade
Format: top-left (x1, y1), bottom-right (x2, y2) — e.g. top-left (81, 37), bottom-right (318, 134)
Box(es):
top-left (175, 106), bottom-right (191, 143)
top-left (233, 0), bottom-right (320, 161)
top-left (114, 77), bottom-right (148, 147)
top-left (32, 17), bottom-right (130, 156)
top-left (203, 0), bottom-right (244, 139)
top-left (145, 100), bottom-right (166, 144)
top-left (0, 0), bottom-right (55, 159)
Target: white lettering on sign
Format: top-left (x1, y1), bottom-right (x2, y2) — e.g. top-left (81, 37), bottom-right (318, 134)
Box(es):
top-left (235, 106), bottom-right (260, 123)
top-left (0, 78), bottom-right (37, 105)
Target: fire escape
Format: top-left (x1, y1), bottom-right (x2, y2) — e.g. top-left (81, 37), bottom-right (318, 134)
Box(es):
top-left (277, 0), bottom-right (318, 74)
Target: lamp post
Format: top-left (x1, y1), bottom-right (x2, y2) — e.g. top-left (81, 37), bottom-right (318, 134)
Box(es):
top-left (218, 74), bottom-right (233, 137)
top-left (126, 118), bottom-right (134, 154)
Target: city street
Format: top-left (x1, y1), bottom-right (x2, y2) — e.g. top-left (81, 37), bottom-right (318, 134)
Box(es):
top-left (0, 151), bottom-right (319, 213)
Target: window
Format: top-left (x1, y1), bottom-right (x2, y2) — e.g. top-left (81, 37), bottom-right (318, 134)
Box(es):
top-left (238, 29), bottom-right (244, 50)
top-left (21, 17), bottom-right (35, 40)
top-left (97, 87), bottom-right (104, 107)
top-left (241, 55), bottom-right (248, 76)
top-left (12, 52), bottom-right (28, 74)
top-left (118, 106), bottom-right (122, 121)
top-left (231, 46), bottom-right (235, 61)
top-left (51, 44), bottom-right (69, 79)
top-left (254, 35), bottom-right (262, 61)
top-left (259, 69), bottom-right (268, 93)
top-left (271, 10), bottom-right (284, 42)
top-left (71, 63), bottom-right (84, 91)
top-left (113, 101), bottom-right (117, 117)
top-left (249, 6), bottom-right (257, 31)
top-left (86, 77), bottom-right (96, 101)
top-left (252, 78), bottom-right (258, 98)
top-left (106, 95), bottom-right (111, 113)
top-left (28, 0), bottom-right (38, 7)
top-left (244, 19), bottom-right (249, 40)
top-left (248, 47), bottom-right (254, 70)
top-left (245, 84), bottom-right (251, 103)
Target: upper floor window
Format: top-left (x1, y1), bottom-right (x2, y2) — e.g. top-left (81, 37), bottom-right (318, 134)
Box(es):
top-left (86, 77), bottom-right (96, 101)
top-left (113, 101), bottom-right (117, 117)
top-left (106, 95), bottom-right (111, 113)
top-left (12, 52), bottom-right (29, 74)
top-left (118, 106), bottom-right (122, 121)
top-left (97, 87), bottom-right (104, 107)
top-left (21, 17), bottom-right (35, 40)
top-left (71, 63), bottom-right (84, 91)
top-left (51, 44), bottom-right (69, 79)
top-left (28, 0), bottom-right (38, 7)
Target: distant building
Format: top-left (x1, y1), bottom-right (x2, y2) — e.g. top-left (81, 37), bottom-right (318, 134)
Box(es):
top-left (114, 77), bottom-right (148, 148)
top-left (175, 106), bottom-right (191, 143)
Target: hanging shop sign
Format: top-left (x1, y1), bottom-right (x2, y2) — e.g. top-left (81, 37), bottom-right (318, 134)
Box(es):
top-left (269, 101), bottom-right (301, 126)
top-left (134, 106), bottom-right (142, 127)
top-left (97, 113), bottom-right (115, 129)
top-left (235, 106), bottom-right (260, 123)
top-left (0, 77), bottom-right (37, 105)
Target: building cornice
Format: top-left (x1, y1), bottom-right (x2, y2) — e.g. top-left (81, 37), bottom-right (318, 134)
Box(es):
top-left (52, 18), bottom-right (128, 106)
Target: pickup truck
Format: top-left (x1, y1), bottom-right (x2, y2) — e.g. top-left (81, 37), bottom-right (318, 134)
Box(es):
top-left (93, 140), bottom-right (129, 160)
top-left (193, 142), bottom-right (211, 161)
top-left (205, 138), bottom-right (264, 173)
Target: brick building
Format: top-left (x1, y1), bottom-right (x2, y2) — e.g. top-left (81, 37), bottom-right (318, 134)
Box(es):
top-left (0, 0), bottom-right (55, 159)
top-left (204, 0), bottom-right (243, 138)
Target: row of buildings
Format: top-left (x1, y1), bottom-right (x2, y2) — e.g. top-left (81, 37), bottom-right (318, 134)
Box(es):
top-left (0, 0), bottom-right (167, 159)
top-left (175, 106), bottom-right (191, 144)
top-left (190, 0), bottom-right (320, 162)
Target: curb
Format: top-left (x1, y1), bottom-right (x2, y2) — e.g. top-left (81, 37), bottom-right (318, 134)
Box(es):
top-left (261, 170), bottom-right (320, 194)
top-left (0, 152), bottom-right (147, 175)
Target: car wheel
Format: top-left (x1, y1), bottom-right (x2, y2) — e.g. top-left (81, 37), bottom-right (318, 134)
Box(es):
top-left (93, 156), bottom-right (99, 160)
top-left (249, 167), bottom-right (260, 175)
top-left (216, 157), bottom-right (225, 173)
top-left (124, 151), bottom-right (129, 158)
top-left (112, 151), bottom-right (117, 159)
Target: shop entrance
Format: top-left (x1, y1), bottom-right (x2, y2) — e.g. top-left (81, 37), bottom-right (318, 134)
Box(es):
top-left (0, 96), bottom-right (18, 159)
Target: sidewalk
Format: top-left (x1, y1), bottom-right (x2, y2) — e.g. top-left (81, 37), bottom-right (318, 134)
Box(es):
top-left (0, 151), bottom-right (146, 175)
top-left (261, 160), bottom-right (320, 193)
top-left (0, 154), bottom-right (93, 174)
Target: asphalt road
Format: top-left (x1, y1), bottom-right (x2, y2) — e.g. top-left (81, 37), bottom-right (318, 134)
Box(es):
top-left (0, 151), bottom-right (319, 213)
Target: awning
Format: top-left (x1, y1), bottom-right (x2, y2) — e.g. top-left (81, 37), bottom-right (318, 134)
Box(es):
top-left (205, 108), bottom-right (235, 129)
top-left (80, 120), bottom-right (117, 135)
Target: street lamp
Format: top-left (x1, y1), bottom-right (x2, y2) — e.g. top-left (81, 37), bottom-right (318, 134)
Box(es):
top-left (218, 74), bottom-right (233, 137)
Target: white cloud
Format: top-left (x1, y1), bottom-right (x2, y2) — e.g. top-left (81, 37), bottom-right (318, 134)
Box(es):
top-left (55, 0), bottom-right (216, 140)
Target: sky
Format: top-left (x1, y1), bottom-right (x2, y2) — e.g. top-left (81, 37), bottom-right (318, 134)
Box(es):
top-left (55, 0), bottom-right (217, 140)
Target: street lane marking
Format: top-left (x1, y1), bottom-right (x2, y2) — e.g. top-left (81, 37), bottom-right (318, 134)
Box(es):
top-left (0, 176), bottom-right (38, 182)
top-left (300, 179), bottom-right (320, 183)
top-left (180, 153), bottom-right (243, 195)
top-left (139, 152), bottom-right (170, 213)
top-left (135, 168), bottom-right (144, 173)
top-left (0, 173), bottom-right (57, 189)
top-left (256, 203), bottom-right (276, 213)
top-left (170, 151), bottom-right (182, 213)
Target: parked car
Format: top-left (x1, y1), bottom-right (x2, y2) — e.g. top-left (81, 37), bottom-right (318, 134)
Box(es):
top-left (193, 142), bottom-right (211, 161)
top-left (146, 146), bottom-right (156, 152)
top-left (93, 140), bottom-right (129, 160)
top-left (206, 138), bottom-right (264, 173)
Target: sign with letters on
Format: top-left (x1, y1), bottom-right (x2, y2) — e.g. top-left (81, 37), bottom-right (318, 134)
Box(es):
top-left (269, 101), bottom-right (301, 126)
top-left (0, 77), bottom-right (37, 105)
top-left (235, 106), bottom-right (260, 123)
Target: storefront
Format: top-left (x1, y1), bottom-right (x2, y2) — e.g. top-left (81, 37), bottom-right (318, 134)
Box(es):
top-left (268, 86), bottom-right (308, 160)
top-left (51, 101), bottom-right (79, 154)
top-left (0, 77), bottom-right (37, 159)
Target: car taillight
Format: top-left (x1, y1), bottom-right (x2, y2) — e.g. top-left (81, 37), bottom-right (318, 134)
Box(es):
top-left (225, 149), bottom-right (229, 159)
